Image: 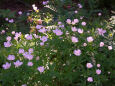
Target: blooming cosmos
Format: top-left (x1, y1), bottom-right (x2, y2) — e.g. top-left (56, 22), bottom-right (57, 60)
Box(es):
top-left (71, 36), bottom-right (78, 43)
top-left (14, 60), bottom-right (23, 67)
top-left (86, 63), bottom-right (93, 68)
top-left (78, 28), bottom-right (83, 34)
top-left (2, 62), bottom-right (11, 69)
top-left (25, 34), bottom-right (33, 40)
top-left (6, 36), bottom-right (11, 41)
top-left (7, 55), bottom-right (15, 61)
top-left (100, 42), bottom-right (104, 47)
top-left (28, 48), bottom-right (34, 53)
top-left (37, 66), bottom-right (45, 73)
top-left (97, 28), bottom-right (106, 36)
top-left (73, 49), bottom-right (81, 56)
top-left (4, 41), bottom-right (12, 47)
top-left (40, 36), bottom-right (48, 42)
top-left (71, 27), bottom-right (77, 32)
top-left (27, 62), bottom-right (33, 66)
top-left (53, 29), bottom-right (63, 36)
top-left (66, 19), bottom-right (71, 24)
top-left (87, 36), bottom-right (94, 42)
top-left (36, 25), bottom-right (42, 29)
top-left (108, 46), bottom-right (112, 50)
top-left (81, 22), bottom-right (86, 26)
top-left (97, 64), bottom-right (101, 68)
top-left (96, 69), bottom-right (101, 75)
top-left (18, 11), bottom-right (22, 15)
top-left (87, 77), bottom-right (93, 82)
top-left (19, 48), bottom-right (25, 54)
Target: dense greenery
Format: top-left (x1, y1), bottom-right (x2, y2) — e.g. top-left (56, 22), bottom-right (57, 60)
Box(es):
top-left (0, 0), bottom-right (115, 86)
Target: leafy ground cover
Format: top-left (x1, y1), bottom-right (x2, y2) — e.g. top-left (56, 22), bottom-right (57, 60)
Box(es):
top-left (0, 0), bottom-right (115, 86)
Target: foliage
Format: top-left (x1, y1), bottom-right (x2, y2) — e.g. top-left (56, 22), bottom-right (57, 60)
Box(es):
top-left (0, 0), bottom-right (115, 86)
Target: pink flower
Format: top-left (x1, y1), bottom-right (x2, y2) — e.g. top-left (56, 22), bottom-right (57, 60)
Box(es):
top-left (14, 60), bottom-right (23, 67)
top-left (100, 42), bottom-right (104, 47)
top-left (19, 48), bottom-right (25, 54)
top-left (71, 27), bottom-right (77, 32)
top-left (38, 28), bottom-right (46, 33)
top-left (4, 41), bottom-right (12, 47)
top-left (78, 28), bottom-right (83, 34)
top-left (53, 29), bottom-right (63, 36)
top-left (66, 19), bottom-right (71, 24)
top-left (7, 55), bottom-right (15, 61)
top-left (87, 77), bottom-right (93, 82)
top-left (97, 64), bottom-right (101, 68)
top-left (86, 63), bottom-right (93, 68)
top-left (58, 22), bottom-right (62, 25)
top-left (78, 4), bottom-right (82, 8)
top-left (5, 18), bottom-right (9, 21)
top-left (25, 34), bottom-right (33, 40)
top-left (98, 28), bottom-right (106, 36)
top-left (9, 19), bottom-right (14, 23)
top-left (21, 84), bottom-right (27, 86)
top-left (108, 46), bottom-right (112, 50)
top-left (40, 42), bottom-right (44, 46)
top-left (28, 48), bottom-right (34, 53)
top-left (81, 22), bottom-right (86, 26)
top-left (73, 49), bottom-right (81, 56)
top-left (73, 19), bottom-right (79, 23)
top-left (71, 36), bottom-right (78, 43)
top-left (27, 62), bottom-right (33, 66)
top-left (18, 11), bottom-right (22, 15)
top-left (6, 36), bottom-right (11, 41)
top-left (75, 10), bottom-right (78, 14)
top-left (2, 62), bottom-right (11, 69)
top-left (40, 36), bottom-right (48, 42)
top-left (87, 36), bottom-right (94, 42)
top-left (12, 31), bottom-right (15, 35)
top-left (37, 66), bottom-right (45, 73)
top-left (83, 43), bottom-right (87, 46)
top-left (98, 13), bottom-right (102, 16)
top-left (36, 25), bottom-right (42, 29)
top-left (96, 69), bottom-right (101, 75)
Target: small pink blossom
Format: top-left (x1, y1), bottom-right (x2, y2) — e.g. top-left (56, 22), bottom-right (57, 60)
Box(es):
top-left (38, 28), bottom-right (46, 33)
top-left (19, 49), bottom-right (24, 54)
top-left (87, 77), bottom-right (93, 82)
top-left (2, 62), bottom-right (11, 69)
top-left (66, 19), bottom-right (71, 24)
top-left (98, 13), bottom-right (102, 16)
top-left (4, 41), bottom-right (12, 47)
top-left (36, 25), bottom-right (42, 29)
top-left (87, 36), bottom-right (94, 42)
top-left (81, 22), bottom-right (86, 26)
top-left (78, 28), bottom-right (83, 34)
top-left (12, 31), bottom-right (15, 35)
top-left (37, 66), bottom-right (45, 73)
top-left (22, 84), bottom-right (27, 86)
top-left (9, 19), bottom-right (14, 23)
top-left (27, 62), bottom-right (33, 66)
top-left (7, 55), bottom-right (15, 61)
top-left (40, 36), bottom-right (48, 42)
top-left (40, 42), bottom-right (44, 46)
top-left (25, 34), bottom-right (33, 40)
top-left (97, 64), bottom-right (101, 68)
top-left (18, 11), bottom-right (22, 15)
top-left (96, 69), bottom-right (101, 75)
top-left (14, 60), bottom-right (23, 67)
top-left (98, 28), bottom-right (106, 36)
top-left (108, 46), bottom-right (112, 50)
top-left (6, 36), bottom-right (11, 41)
top-left (28, 48), bottom-right (34, 53)
top-left (5, 18), bottom-right (9, 21)
top-left (100, 42), bottom-right (104, 47)
top-left (83, 43), bottom-right (87, 46)
top-left (86, 63), bottom-right (93, 68)
top-left (71, 27), bottom-right (77, 32)
top-left (73, 19), bottom-right (79, 23)
top-left (71, 36), bottom-right (78, 43)
top-left (73, 49), bottom-right (81, 56)
top-left (53, 29), bottom-right (63, 36)
top-left (78, 4), bottom-right (82, 8)
top-left (75, 10), bottom-right (78, 14)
